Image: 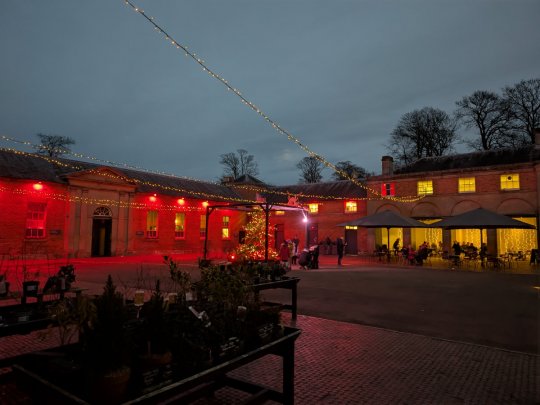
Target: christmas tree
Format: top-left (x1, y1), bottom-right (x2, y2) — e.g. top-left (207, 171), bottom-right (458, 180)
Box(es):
top-left (235, 209), bottom-right (278, 261)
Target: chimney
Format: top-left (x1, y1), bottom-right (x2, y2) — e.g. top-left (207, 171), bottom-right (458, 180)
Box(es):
top-left (535, 128), bottom-right (540, 147)
top-left (381, 156), bottom-right (394, 176)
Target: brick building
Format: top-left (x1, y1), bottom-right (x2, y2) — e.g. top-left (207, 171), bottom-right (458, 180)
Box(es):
top-left (0, 150), bottom-right (247, 259)
top-left (2, 130), bottom-right (538, 260)
top-left (364, 131), bottom-right (540, 256)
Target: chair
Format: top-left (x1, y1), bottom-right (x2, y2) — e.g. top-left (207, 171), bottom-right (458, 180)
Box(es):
top-left (486, 256), bottom-right (502, 271)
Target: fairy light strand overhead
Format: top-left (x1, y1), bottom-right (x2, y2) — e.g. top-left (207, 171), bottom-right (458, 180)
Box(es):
top-left (0, 136), bottom-right (397, 202)
top-left (121, 0), bottom-right (423, 204)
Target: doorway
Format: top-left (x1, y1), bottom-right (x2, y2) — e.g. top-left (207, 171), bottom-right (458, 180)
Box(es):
top-left (91, 218), bottom-right (112, 257)
top-left (274, 224), bottom-right (284, 249)
top-left (345, 229), bottom-right (358, 254)
top-left (307, 223), bottom-right (318, 248)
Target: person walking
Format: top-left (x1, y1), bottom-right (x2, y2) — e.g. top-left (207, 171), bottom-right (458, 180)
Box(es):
top-left (336, 236), bottom-right (345, 266)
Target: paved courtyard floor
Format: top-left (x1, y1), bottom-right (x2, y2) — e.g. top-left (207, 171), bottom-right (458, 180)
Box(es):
top-left (0, 254), bottom-right (538, 403)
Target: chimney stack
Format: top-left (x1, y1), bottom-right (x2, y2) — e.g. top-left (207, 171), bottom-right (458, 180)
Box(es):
top-left (381, 156), bottom-right (394, 176)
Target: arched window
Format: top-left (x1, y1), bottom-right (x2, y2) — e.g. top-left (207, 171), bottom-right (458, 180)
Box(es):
top-left (93, 206), bottom-right (112, 217)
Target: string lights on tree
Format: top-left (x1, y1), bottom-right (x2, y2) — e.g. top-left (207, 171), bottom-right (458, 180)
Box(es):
top-left (234, 209), bottom-right (278, 261)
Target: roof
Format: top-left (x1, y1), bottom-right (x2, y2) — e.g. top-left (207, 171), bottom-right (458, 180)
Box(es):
top-left (0, 149), bottom-right (242, 201)
top-left (262, 180), bottom-right (367, 203)
top-left (232, 174), bottom-right (267, 185)
top-left (394, 145), bottom-right (540, 175)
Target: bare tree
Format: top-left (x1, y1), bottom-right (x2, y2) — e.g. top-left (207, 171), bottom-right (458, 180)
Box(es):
top-left (503, 78), bottom-right (540, 144)
top-left (35, 133), bottom-right (75, 157)
top-left (331, 161), bottom-right (370, 181)
top-left (237, 149), bottom-right (258, 177)
top-left (297, 156), bottom-right (324, 183)
top-left (455, 90), bottom-right (517, 150)
top-left (219, 149), bottom-right (258, 180)
top-left (387, 107), bottom-right (458, 166)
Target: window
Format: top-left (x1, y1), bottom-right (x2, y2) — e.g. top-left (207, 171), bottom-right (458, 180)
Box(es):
top-left (308, 203), bottom-right (319, 214)
top-left (274, 210), bottom-right (285, 216)
top-left (174, 213), bottom-right (185, 239)
top-left (458, 177), bottom-right (476, 193)
top-left (26, 202), bottom-right (47, 238)
top-left (417, 180), bottom-right (433, 196)
top-left (200, 215), bottom-right (207, 238)
top-left (146, 210), bottom-right (158, 238)
top-left (222, 216), bottom-right (230, 239)
top-left (500, 174), bottom-right (520, 190)
top-left (381, 183), bottom-right (395, 196)
top-left (345, 201), bottom-right (357, 213)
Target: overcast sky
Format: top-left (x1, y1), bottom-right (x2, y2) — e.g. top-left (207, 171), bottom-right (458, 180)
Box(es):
top-left (1, 0), bottom-right (539, 185)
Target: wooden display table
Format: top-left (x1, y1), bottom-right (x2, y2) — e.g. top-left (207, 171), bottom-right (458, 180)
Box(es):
top-left (252, 277), bottom-right (300, 320)
top-left (13, 326), bottom-right (302, 404)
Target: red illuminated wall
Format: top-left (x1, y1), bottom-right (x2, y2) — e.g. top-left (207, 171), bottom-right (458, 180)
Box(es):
top-left (0, 179), bottom-right (68, 257)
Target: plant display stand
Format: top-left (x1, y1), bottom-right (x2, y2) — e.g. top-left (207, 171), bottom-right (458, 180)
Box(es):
top-left (13, 326), bottom-right (301, 404)
top-left (253, 277), bottom-right (300, 320)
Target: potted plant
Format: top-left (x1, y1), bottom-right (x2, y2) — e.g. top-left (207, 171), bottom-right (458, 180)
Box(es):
top-left (22, 266), bottom-right (40, 298)
top-left (43, 264), bottom-right (76, 293)
top-left (0, 272), bottom-right (10, 297)
top-left (135, 279), bottom-right (174, 393)
top-left (164, 256), bottom-right (192, 303)
top-left (82, 275), bottom-right (132, 403)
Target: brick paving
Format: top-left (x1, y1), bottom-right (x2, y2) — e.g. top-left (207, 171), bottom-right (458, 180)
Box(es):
top-left (1, 314), bottom-right (537, 404)
top-left (0, 254), bottom-right (538, 403)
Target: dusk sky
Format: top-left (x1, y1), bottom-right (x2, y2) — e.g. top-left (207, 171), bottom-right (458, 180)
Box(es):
top-left (1, 0), bottom-right (539, 185)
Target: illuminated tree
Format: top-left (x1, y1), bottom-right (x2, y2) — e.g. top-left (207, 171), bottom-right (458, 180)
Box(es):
top-left (234, 209), bottom-right (278, 261)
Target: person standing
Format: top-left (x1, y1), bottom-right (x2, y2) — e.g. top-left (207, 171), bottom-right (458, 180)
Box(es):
top-left (279, 241), bottom-right (290, 269)
top-left (336, 236), bottom-right (345, 266)
top-left (291, 236), bottom-right (299, 264)
top-left (392, 238), bottom-right (401, 256)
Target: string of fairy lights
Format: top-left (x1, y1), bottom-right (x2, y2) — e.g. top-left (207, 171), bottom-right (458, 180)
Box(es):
top-left (0, 135), bottom-right (211, 185)
top-left (121, 0), bottom-right (424, 204)
top-left (0, 185), bottom-right (206, 212)
top-left (0, 136), bottom-right (403, 202)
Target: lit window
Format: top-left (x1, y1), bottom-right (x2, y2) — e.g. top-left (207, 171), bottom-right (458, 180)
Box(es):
top-left (458, 177), bottom-right (476, 193)
top-left (222, 216), bottom-right (230, 239)
top-left (146, 210), bottom-right (158, 238)
top-left (174, 213), bottom-right (185, 239)
top-left (381, 183), bottom-right (395, 196)
top-left (26, 202), bottom-right (47, 238)
top-left (308, 203), bottom-right (319, 214)
top-left (345, 226), bottom-right (358, 230)
top-left (500, 174), bottom-right (520, 190)
top-left (345, 201), bottom-right (357, 213)
top-left (200, 215), bottom-right (207, 238)
top-left (417, 180), bottom-right (433, 196)
top-left (274, 210), bottom-right (285, 216)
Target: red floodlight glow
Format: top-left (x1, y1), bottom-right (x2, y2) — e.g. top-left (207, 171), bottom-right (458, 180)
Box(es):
top-left (177, 198), bottom-right (185, 205)
top-left (149, 194), bottom-right (157, 202)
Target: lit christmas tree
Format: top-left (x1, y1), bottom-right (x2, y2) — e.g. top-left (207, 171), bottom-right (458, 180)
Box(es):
top-left (235, 209), bottom-right (278, 261)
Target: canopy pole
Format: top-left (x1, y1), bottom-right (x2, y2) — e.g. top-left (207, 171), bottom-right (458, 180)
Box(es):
top-left (264, 203), bottom-right (270, 262)
top-left (387, 227), bottom-right (391, 262)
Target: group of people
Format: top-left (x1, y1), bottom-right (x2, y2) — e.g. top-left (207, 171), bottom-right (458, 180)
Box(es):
top-left (452, 241), bottom-right (488, 260)
top-left (278, 235), bottom-right (346, 269)
top-left (394, 240), bottom-right (431, 266)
